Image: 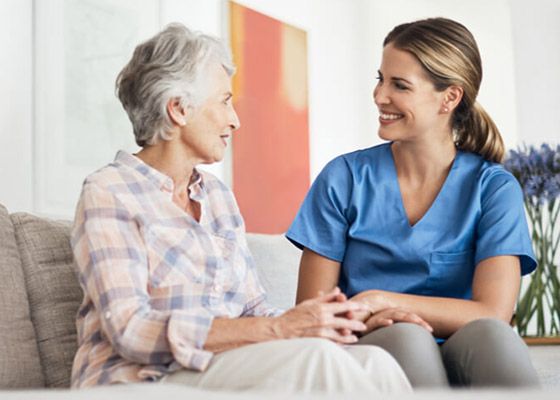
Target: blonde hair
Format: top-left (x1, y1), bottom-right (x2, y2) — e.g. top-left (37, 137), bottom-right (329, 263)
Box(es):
top-left (384, 18), bottom-right (504, 163)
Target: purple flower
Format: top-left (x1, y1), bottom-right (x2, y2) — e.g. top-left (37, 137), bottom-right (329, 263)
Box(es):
top-left (505, 144), bottom-right (560, 204)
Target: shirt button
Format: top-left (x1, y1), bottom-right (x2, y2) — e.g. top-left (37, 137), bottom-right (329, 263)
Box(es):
top-left (104, 311), bottom-right (112, 319)
top-left (162, 181), bottom-right (173, 192)
top-left (213, 284), bottom-right (222, 292)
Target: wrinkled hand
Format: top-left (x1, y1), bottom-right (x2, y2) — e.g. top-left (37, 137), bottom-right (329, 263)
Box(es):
top-left (364, 307), bottom-right (433, 333)
top-left (274, 287), bottom-right (369, 344)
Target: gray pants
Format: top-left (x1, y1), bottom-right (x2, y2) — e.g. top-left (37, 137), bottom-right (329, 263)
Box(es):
top-left (358, 318), bottom-right (540, 388)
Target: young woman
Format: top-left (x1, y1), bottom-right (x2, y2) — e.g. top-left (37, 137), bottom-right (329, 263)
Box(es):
top-left (287, 17), bottom-right (539, 388)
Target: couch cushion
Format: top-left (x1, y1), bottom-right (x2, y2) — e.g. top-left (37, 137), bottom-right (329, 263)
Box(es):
top-left (246, 233), bottom-right (300, 311)
top-left (11, 213), bottom-right (82, 388)
top-left (0, 205), bottom-right (45, 388)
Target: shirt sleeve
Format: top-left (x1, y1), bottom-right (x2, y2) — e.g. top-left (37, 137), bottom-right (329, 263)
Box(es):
top-left (71, 182), bottom-right (214, 371)
top-left (243, 289), bottom-right (284, 317)
top-left (475, 170), bottom-right (537, 275)
top-left (286, 156), bottom-right (353, 262)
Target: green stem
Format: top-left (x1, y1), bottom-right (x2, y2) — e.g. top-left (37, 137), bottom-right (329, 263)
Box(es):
top-left (516, 194), bottom-right (560, 337)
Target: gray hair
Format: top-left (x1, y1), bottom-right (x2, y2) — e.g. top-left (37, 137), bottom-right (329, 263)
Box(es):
top-left (116, 23), bottom-right (235, 147)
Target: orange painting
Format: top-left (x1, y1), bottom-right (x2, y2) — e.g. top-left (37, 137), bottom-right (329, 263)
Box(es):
top-left (229, 1), bottom-right (310, 234)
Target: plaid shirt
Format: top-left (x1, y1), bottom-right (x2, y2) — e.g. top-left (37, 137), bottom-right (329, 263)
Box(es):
top-left (71, 151), bottom-right (280, 388)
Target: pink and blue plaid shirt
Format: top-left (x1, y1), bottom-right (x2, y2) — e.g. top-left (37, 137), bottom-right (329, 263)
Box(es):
top-left (71, 151), bottom-right (280, 388)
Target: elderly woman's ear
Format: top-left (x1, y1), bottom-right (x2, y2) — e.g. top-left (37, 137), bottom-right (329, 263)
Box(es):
top-left (167, 98), bottom-right (188, 126)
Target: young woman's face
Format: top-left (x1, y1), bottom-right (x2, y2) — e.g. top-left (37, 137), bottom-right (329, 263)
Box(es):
top-left (373, 44), bottom-right (448, 143)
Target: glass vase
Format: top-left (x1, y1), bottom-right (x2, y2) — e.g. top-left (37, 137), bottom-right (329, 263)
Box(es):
top-left (515, 198), bottom-right (560, 338)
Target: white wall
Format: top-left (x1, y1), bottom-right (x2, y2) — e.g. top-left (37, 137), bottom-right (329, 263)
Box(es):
top-left (33, 0), bottom-right (161, 218)
top-left (511, 0), bottom-right (560, 146)
top-left (0, 0), bottom-right (33, 213)
top-left (0, 0), bottom-right (558, 217)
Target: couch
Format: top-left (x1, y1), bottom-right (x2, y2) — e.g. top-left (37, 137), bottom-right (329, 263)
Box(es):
top-left (1, 203), bottom-right (559, 399)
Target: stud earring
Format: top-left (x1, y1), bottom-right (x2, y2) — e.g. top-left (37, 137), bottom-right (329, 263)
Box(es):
top-left (443, 106), bottom-right (449, 113)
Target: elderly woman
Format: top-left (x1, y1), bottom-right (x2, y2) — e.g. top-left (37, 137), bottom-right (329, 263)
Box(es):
top-left (70, 24), bottom-right (410, 393)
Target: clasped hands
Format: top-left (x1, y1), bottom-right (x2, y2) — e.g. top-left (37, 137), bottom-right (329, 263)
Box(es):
top-left (275, 287), bottom-right (432, 344)
top-left (350, 290), bottom-right (433, 335)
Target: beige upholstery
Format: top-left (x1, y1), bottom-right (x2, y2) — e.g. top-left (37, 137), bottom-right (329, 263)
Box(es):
top-left (245, 233), bottom-right (300, 311)
top-left (11, 214), bottom-right (82, 388)
top-left (0, 205), bottom-right (45, 388)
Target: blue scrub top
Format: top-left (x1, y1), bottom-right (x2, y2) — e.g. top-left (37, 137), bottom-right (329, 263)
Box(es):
top-left (286, 143), bottom-right (536, 299)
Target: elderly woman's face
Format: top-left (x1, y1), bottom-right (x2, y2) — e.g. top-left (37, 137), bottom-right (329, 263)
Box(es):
top-left (180, 62), bottom-right (240, 164)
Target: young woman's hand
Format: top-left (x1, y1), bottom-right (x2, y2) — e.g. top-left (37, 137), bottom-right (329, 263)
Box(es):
top-left (364, 307), bottom-right (433, 333)
top-left (273, 287), bottom-right (369, 344)
top-left (350, 290), bottom-right (397, 322)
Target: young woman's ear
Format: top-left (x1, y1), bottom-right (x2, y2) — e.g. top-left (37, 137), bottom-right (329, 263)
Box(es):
top-left (167, 98), bottom-right (188, 126)
top-left (441, 85), bottom-right (464, 113)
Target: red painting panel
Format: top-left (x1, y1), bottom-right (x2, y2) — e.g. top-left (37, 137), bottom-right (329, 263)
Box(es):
top-left (229, 1), bottom-right (310, 234)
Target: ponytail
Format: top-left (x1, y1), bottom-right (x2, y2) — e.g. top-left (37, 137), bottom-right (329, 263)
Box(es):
top-left (454, 102), bottom-right (505, 163)
top-left (381, 18), bottom-right (505, 163)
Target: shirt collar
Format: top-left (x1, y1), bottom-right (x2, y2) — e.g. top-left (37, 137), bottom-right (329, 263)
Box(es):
top-left (114, 150), bottom-right (204, 194)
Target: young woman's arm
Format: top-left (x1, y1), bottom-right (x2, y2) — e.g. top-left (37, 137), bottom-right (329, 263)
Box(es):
top-left (353, 255), bottom-right (520, 338)
top-left (295, 249), bottom-right (341, 303)
top-left (297, 248), bottom-right (520, 338)
top-left (296, 248), bottom-right (432, 331)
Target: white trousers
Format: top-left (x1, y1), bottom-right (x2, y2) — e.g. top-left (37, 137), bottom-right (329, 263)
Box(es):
top-left (163, 338), bottom-right (412, 394)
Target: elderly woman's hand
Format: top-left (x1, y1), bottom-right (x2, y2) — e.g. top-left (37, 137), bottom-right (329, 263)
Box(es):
top-left (273, 287), bottom-right (369, 344)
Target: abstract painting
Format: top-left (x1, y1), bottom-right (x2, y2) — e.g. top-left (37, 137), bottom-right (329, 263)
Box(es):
top-left (229, 1), bottom-right (310, 234)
